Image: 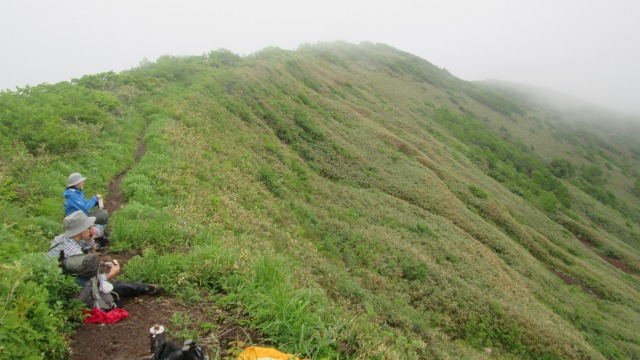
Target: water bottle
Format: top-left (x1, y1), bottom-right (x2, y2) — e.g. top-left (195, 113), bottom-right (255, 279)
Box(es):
top-left (149, 324), bottom-right (166, 353)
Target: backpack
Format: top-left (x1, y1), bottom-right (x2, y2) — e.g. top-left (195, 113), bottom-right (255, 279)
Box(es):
top-left (152, 339), bottom-right (208, 360)
top-left (58, 253), bottom-right (117, 311)
top-left (61, 253), bottom-right (100, 279)
top-left (77, 274), bottom-right (118, 311)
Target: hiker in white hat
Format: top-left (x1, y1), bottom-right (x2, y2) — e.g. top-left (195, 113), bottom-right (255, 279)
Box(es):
top-left (48, 210), bottom-right (100, 258)
top-left (64, 172), bottom-right (110, 249)
top-left (48, 210), bottom-right (161, 296)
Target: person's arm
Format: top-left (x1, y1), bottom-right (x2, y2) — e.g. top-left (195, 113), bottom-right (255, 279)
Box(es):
top-left (67, 191), bottom-right (99, 213)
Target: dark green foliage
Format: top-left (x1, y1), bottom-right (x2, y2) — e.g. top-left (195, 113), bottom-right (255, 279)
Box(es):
top-left (549, 158), bottom-right (576, 178)
top-left (0, 254), bottom-right (84, 359)
top-left (434, 107), bottom-right (572, 211)
top-left (399, 257), bottom-right (428, 281)
top-left (581, 164), bottom-right (606, 186)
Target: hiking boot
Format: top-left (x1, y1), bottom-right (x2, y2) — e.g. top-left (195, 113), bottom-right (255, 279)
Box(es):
top-left (144, 284), bottom-right (162, 295)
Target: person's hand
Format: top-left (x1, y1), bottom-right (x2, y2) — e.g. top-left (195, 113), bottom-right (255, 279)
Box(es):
top-left (107, 260), bottom-right (120, 279)
top-left (96, 194), bottom-right (103, 199)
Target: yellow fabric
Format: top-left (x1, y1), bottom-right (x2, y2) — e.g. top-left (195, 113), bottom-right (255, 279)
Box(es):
top-left (236, 346), bottom-right (308, 360)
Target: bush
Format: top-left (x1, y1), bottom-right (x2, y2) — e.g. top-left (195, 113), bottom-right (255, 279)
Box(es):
top-left (399, 257), bottom-right (429, 281)
top-left (581, 164), bottom-right (606, 186)
top-left (549, 159), bottom-right (576, 178)
top-left (0, 254), bottom-right (84, 359)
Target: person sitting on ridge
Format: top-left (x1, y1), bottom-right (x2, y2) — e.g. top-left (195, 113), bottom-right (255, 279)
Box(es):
top-left (48, 210), bottom-right (160, 297)
top-left (64, 172), bottom-right (110, 248)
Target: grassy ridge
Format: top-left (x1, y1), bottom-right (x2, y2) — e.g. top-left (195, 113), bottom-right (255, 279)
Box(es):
top-left (1, 42), bottom-right (639, 358)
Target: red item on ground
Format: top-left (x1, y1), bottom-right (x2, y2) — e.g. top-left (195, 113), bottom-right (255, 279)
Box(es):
top-left (83, 308), bottom-right (129, 324)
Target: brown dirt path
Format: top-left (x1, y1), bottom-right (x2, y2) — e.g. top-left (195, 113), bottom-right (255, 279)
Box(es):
top-left (69, 124), bottom-right (262, 359)
top-left (104, 125), bottom-right (147, 215)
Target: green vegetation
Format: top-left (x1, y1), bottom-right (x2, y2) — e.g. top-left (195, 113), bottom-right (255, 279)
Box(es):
top-left (1, 43), bottom-right (639, 359)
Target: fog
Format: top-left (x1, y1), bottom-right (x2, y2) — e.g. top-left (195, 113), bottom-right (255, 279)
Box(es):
top-left (2, 0), bottom-right (639, 115)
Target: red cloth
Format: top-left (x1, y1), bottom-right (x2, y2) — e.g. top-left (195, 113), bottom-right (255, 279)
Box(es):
top-left (83, 308), bottom-right (129, 324)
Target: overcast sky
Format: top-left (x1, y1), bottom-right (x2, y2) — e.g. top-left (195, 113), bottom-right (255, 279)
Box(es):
top-left (2, 0), bottom-right (639, 114)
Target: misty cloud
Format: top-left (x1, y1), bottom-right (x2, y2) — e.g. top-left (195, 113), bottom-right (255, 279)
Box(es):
top-left (1, 0), bottom-right (639, 114)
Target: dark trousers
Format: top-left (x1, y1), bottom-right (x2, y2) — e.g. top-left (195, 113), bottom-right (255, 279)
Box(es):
top-left (89, 209), bottom-right (109, 225)
top-left (113, 281), bottom-right (147, 297)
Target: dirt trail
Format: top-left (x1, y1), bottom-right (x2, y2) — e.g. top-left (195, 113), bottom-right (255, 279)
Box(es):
top-left (104, 126), bottom-right (147, 215)
top-left (69, 124), bottom-right (261, 359)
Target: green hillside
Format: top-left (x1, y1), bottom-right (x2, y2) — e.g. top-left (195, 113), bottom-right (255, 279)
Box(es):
top-left (1, 42), bottom-right (639, 359)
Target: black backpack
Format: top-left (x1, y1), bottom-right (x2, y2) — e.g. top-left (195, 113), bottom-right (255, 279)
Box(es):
top-left (152, 340), bottom-right (208, 360)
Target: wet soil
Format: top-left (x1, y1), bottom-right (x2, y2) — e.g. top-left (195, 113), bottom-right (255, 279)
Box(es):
top-left (69, 124), bottom-right (262, 359)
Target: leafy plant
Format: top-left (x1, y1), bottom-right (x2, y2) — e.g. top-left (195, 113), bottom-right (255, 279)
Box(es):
top-left (0, 254), bottom-right (84, 359)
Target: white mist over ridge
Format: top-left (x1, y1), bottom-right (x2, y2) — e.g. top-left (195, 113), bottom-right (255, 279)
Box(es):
top-left (1, 0), bottom-right (639, 115)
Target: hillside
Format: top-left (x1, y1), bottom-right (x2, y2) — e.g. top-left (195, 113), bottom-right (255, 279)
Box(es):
top-left (1, 41), bottom-right (639, 359)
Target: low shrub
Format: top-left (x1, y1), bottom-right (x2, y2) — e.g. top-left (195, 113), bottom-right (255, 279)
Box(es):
top-left (0, 254), bottom-right (84, 359)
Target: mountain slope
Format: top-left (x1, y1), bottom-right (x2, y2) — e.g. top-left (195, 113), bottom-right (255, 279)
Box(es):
top-left (1, 42), bottom-right (639, 359)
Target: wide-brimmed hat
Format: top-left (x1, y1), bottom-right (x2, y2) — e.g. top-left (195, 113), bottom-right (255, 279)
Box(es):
top-left (64, 210), bottom-right (96, 237)
top-left (67, 172), bottom-right (87, 188)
